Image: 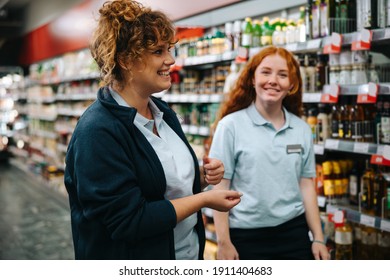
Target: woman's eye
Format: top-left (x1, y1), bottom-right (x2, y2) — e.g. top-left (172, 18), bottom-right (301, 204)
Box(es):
top-left (154, 49), bottom-right (163, 55)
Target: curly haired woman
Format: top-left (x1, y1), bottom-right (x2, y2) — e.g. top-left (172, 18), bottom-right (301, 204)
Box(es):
top-left (64, 0), bottom-right (242, 260)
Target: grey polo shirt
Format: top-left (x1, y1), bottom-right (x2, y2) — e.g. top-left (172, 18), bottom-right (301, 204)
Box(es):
top-left (209, 102), bottom-right (316, 228)
top-left (110, 89), bottom-right (198, 259)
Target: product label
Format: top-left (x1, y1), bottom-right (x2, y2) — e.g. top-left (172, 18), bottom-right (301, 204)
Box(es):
top-left (335, 231), bottom-right (353, 245)
top-left (349, 175), bottom-right (358, 195)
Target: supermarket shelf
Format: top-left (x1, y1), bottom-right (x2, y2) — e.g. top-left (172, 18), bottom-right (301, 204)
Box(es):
top-left (162, 93), bottom-right (224, 103)
top-left (326, 203), bottom-right (390, 233)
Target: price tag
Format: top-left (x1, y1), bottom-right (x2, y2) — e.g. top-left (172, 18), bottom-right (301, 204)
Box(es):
top-left (189, 125), bottom-right (199, 134)
top-left (383, 145), bottom-right (390, 160)
top-left (317, 196), bottom-right (327, 208)
top-left (360, 214), bottom-right (376, 227)
top-left (170, 94), bottom-right (180, 102)
top-left (380, 219), bottom-right (390, 232)
top-left (314, 144), bottom-right (325, 155)
top-left (385, 28), bottom-right (390, 39)
top-left (285, 43), bottom-right (298, 52)
top-left (321, 84), bottom-right (339, 103)
top-left (351, 29), bottom-right (372, 51)
top-left (199, 94), bottom-right (210, 103)
top-left (323, 33), bottom-right (342, 54)
top-left (179, 94), bottom-right (189, 103)
top-left (198, 126), bottom-right (210, 136)
top-left (188, 94), bottom-right (198, 103)
top-left (181, 124), bottom-right (189, 133)
top-left (210, 94), bottom-right (222, 103)
top-left (357, 83), bottom-right (378, 103)
top-left (307, 38), bottom-right (322, 50)
top-left (353, 142), bottom-right (369, 154)
top-left (324, 139), bottom-right (340, 150)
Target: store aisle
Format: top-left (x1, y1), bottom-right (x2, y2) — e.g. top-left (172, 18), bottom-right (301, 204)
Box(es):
top-left (0, 162), bottom-right (74, 259)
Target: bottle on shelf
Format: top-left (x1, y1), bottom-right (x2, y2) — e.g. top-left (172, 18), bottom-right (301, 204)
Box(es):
top-left (330, 103), bottom-right (341, 139)
top-left (311, 0), bottom-right (320, 39)
top-left (305, 0), bottom-right (313, 40)
top-left (317, 104), bottom-right (330, 144)
top-left (241, 17), bottom-right (253, 48)
top-left (350, 103), bottom-right (364, 142)
top-left (323, 161), bottom-right (335, 200)
top-left (352, 222), bottom-right (362, 259)
top-left (334, 213), bottom-right (353, 260)
top-left (360, 225), bottom-right (377, 259)
top-left (373, 165), bottom-right (388, 218)
top-left (261, 17), bottom-right (273, 46)
top-left (363, 104), bottom-right (375, 143)
top-left (360, 159), bottom-right (375, 215)
top-left (380, 98), bottom-right (390, 144)
top-left (251, 19), bottom-right (262, 48)
top-left (349, 160), bottom-right (361, 205)
top-left (307, 107), bottom-right (318, 143)
top-left (376, 230), bottom-right (390, 259)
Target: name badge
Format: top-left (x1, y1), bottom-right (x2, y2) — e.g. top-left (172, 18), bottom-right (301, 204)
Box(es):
top-left (286, 144), bottom-right (303, 154)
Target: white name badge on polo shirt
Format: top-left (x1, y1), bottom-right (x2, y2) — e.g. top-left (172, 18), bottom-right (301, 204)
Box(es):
top-left (286, 144), bottom-right (304, 154)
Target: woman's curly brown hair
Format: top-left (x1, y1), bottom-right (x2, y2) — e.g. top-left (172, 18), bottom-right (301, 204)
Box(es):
top-left (212, 46), bottom-right (303, 132)
top-left (90, 0), bottom-right (176, 89)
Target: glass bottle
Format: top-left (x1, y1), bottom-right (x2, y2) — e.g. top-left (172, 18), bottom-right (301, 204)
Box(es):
top-left (261, 17), bottom-right (273, 46)
top-left (323, 161), bottom-right (335, 199)
top-left (361, 160), bottom-right (375, 215)
top-left (352, 223), bottom-right (362, 259)
top-left (350, 103), bottom-right (365, 142)
top-left (307, 107), bottom-right (318, 143)
top-left (335, 218), bottom-right (353, 259)
top-left (241, 17), bottom-right (253, 48)
top-left (373, 166), bottom-right (388, 217)
top-left (360, 225), bottom-right (377, 259)
top-left (376, 230), bottom-right (390, 259)
top-left (251, 20), bottom-right (262, 48)
top-left (317, 104), bottom-right (329, 144)
top-left (305, 0), bottom-right (313, 40)
top-left (330, 104), bottom-right (341, 139)
top-left (349, 160), bottom-right (361, 205)
top-left (381, 98), bottom-right (390, 144)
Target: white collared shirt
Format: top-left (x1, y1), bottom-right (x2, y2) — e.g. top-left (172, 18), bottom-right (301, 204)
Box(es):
top-left (110, 88), bottom-right (198, 259)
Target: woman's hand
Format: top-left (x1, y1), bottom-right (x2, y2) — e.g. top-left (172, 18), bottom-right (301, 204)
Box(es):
top-left (312, 241), bottom-right (331, 260)
top-left (203, 155), bottom-right (224, 185)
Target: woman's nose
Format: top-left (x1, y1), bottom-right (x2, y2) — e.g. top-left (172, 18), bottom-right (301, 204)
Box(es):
top-left (165, 52), bottom-right (175, 66)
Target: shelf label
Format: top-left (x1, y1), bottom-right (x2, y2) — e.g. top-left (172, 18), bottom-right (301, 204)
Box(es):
top-left (321, 84), bottom-right (339, 103)
top-left (360, 214), bottom-right (376, 227)
top-left (314, 144), bottom-right (325, 155)
top-left (198, 126), bottom-right (210, 136)
top-left (179, 94), bottom-right (189, 103)
top-left (384, 145), bottom-right (390, 160)
top-left (199, 94), bottom-right (210, 103)
top-left (324, 139), bottom-right (340, 150)
top-left (210, 94), bottom-right (222, 103)
top-left (357, 83), bottom-right (378, 103)
top-left (370, 154), bottom-right (390, 166)
top-left (381, 219), bottom-right (390, 232)
top-left (351, 29), bottom-right (372, 51)
top-left (323, 33), bottom-right (342, 54)
top-left (353, 142), bottom-right (369, 154)
top-left (317, 196), bottom-right (327, 208)
top-left (189, 125), bottom-right (199, 134)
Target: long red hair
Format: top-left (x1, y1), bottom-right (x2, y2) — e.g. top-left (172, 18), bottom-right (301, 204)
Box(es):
top-left (212, 46), bottom-right (303, 132)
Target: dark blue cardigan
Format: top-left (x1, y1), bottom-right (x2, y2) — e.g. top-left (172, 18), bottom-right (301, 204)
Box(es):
top-left (64, 87), bottom-right (205, 259)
